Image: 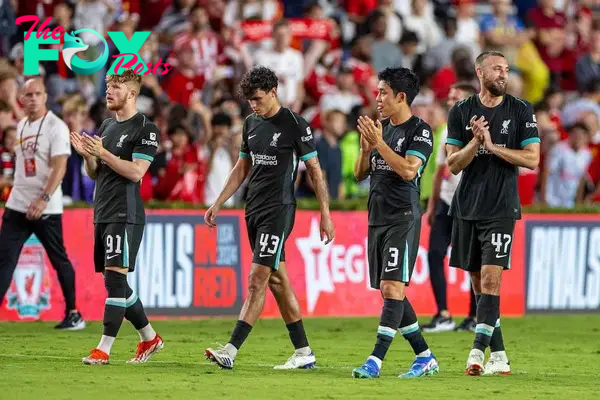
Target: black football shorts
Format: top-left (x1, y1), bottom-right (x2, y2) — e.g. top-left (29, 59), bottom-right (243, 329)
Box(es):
top-left (94, 223), bottom-right (144, 272)
top-left (450, 218), bottom-right (516, 271)
top-left (246, 205), bottom-right (295, 270)
top-left (368, 218), bottom-right (421, 289)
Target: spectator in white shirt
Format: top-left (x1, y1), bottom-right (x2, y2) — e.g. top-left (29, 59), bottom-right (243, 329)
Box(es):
top-left (543, 123), bottom-right (592, 208)
top-left (402, 0), bottom-right (442, 54)
top-left (319, 65), bottom-right (364, 114)
top-left (254, 20), bottom-right (305, 112)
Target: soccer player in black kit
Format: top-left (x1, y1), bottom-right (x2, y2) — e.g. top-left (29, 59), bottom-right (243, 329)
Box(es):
top-left (446, 51), bottom-right (540, 376)
top-left (352, 67), bottom-right (439, 379)
top-left (204, 66), bottom-right (335, 370)
top-left (70, 69), bottom-right (163, 365)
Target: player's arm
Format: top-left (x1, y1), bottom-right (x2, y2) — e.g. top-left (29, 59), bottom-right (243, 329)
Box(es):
top-left (488, 102), bottom-right (541, 170)
top-left (445, 106), bottom-right (480, 175)
top-left (305, 156), bottom-right (330, 213)
top-left (377, 144), bottom-right (424, 181)
top-left (211, 156), bottom-right (252, 208)
top-left (427, 137), bottom-right (448, 217)
top-left (354, 146), bottom-right (371, 181)
top-left (83, 156), bottom-right (100, 180)
top-left (210, 119), bottom-right (253, 208)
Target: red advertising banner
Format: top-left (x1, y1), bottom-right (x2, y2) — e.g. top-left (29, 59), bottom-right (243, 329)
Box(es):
top-left (241, 19), bottom-right (334, 42)
top-left (0, 208), bottom-right (526, 321)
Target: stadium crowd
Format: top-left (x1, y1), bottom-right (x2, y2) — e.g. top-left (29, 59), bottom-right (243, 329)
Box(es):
top-left (0, 0), bottom-right (599, 209)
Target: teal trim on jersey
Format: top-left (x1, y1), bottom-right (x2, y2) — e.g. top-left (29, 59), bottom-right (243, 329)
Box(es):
top-left (273, 232), bottom-right (285, 270)
top-left (105, 298), bottom-right (126, 307)
top-left (406, 150), bottom-right (427, 164)
top-left (123, 230), bottom-right (129, 268)
top-left (495, 319), bottom-right (501, 328)
top-left (300, 151), bottom-right (317, 161)
top-left (125, 291), bottom-right (138, 307)
top-left (239, 151), bottom-right (249, 158)
top-left (403, 240), bottom-right (409, 282)
top-left (132, 152), bottom-right (153, 162)
top-left (446, 138), bottom-right (464, 147)
top-left (520, 137), bottom-right (541, 148)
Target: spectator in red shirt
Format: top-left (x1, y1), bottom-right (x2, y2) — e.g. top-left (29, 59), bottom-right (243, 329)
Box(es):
top-left (169, 5), bottom-right (224, 81)
top-left (430, 46), bottom-right (475, 101)
top-left (154, 124), bottom-right (205, 203)
top-left (0, 125), bottom-right (15, 202)
top-left (346, 0), bottom-right (378, 25)
top-left (161, 43), bottom-right (206, 108)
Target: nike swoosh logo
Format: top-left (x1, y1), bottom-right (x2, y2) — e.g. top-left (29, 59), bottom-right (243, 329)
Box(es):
top-left (101, 136), bottom-right (107, 139)
top-left (384, 267), bottom-right (399, 272)
top-left (496, 254), bottom-right (507, 258)
top-left (249, 135), bottom-right (257, 140)
top-left (465, 126), bottom-right (472, 131)
top-left (259, 253), bottom-right (270, 257)
top-left (106, 254), bottom-right (119, 260)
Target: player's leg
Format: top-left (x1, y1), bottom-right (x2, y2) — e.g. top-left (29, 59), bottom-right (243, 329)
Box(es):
top-left (479, 219), bottom-right (514, 375)
top-left (31, 214), bottom-right (84, 330)
top-left (455, 274), bottom-right (478, 332)
top-left (353, 225), bottom-right (407, 379)
top-left (205, 216), bottom-right (275, 369)
top-left (397, 218), bottom-right (439, 378)
top-left (83, 223), bottom-right (128, 365)
top-left (268, 261), bottom-right (316, 369)
top-left (124, 224), bottom-right (163, 364)
top-left (0, 210), bottom-right (34, 302)
top-left (423, 201), bottom-right (455, 332)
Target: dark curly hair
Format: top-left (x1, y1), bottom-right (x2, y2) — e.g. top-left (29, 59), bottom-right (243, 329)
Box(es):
top-left (377, 67), bottom-right (420, 106)
top-left (238, 66), bottom-right (278, 99)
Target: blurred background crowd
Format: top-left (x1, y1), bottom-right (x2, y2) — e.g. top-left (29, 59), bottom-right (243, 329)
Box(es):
top-left (0, 0), bottom-right (599, 210)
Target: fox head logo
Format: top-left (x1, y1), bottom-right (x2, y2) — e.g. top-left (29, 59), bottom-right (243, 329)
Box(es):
top-left (62, 30), bottom-right (109, 75)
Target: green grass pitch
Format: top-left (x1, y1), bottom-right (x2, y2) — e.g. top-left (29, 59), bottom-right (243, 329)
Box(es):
top-left (1, 315), bottom-right (599, 399)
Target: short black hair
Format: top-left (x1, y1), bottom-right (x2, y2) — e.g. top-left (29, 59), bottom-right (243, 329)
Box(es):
top-left (399, 30), bottom-right (419, 45)
top-left (212, 112), bottom-right (232, 127)
top-left (534, 100), bottom-right (550, 113)
top-left (239, 66), bottom-right (278, 99)
top-left (377, 67), bottom-right (420, 106)
top-left (569, 122), bottom-right (590, 134)
top-left (476, 51), bottom-right (505, 66)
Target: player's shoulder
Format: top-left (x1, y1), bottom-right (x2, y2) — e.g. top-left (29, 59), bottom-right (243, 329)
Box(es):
top-left (282, 108), bottom-right (307, 126)
top-left (454, 94), bottom-right (477, 112)
top-left (504, 94), bottom-right (532, 111)
top-left (135, 114), bottom-right (159, 134)
top-left (409, 116), bottom-right (432, 136)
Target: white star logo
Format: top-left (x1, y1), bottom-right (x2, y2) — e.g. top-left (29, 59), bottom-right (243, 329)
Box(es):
top-left (295, 218), bottom-right (370, 314)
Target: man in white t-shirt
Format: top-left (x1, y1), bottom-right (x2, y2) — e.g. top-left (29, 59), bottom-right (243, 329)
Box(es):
top-left (422, 82), bottom-right (477, 334)
top-left (253, 20), bottom-right (305, 112)
top-left (0, 78), bottom-right (84, 330)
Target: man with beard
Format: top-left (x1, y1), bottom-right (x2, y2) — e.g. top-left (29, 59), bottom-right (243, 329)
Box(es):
top-left (446, 51), bottom-right (540, 376)
top-left (70, 68), bottom-right (163, 365)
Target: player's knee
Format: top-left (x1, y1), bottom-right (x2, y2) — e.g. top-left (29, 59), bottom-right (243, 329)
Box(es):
top-left (268, 274), bottom-right (284, 295)
top-left (247, 268), bottom-right (270, 294)
top-left (380, 280), bottom-right (405, 300)
top-left (104, 269), bottom-right (127, 292)
top-left (480, 273), bottom-right (500, 294)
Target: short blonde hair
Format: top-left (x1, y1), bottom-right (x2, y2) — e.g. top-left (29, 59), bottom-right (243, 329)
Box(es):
top-left (62, 95), bottom-right (88, 116)
top-left (106, 68), bottom-right (142, 93)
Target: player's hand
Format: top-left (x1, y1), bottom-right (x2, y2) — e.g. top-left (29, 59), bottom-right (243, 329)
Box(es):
top-left (360, 133), bottom-right (373, 152)
top-left (81, 134), bottom-right (106, 158)
top-left (320, 213), bottom-right (335, 244)
top-left (480, 127), bottom-right (494, 151)
top-left (204, 205), bottom-right (219, 228)
top-left (70, 131), bottom-right (92, 157)
top-left (469, 116), bottom-right (487, 143)
top-left (358, 116), bottom-right (383, 148)
top-left (26, 197), bottom-right (47, 220)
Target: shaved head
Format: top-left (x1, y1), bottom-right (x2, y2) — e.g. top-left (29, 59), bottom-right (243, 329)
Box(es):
top-left (22, 76), bottom-right (48, 118)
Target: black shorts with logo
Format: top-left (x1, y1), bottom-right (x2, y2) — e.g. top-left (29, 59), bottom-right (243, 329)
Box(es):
top-left (368, 218), bottom-right (421, 289)
top-left (449, 218), bottom-right (515, 272)
top-left (246, 205), bottom-right (295, 270)
top-left (94, 223), bottom-right (144, 272)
